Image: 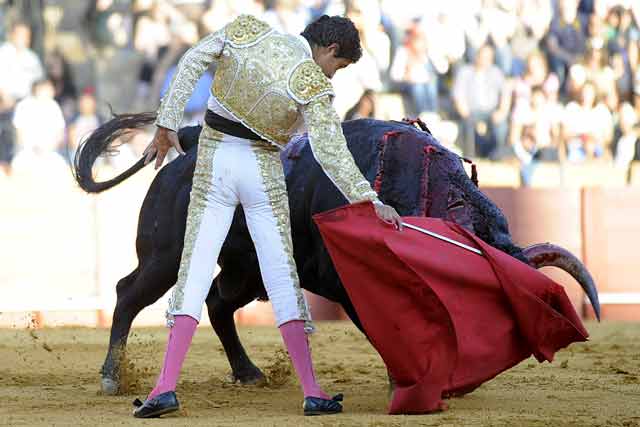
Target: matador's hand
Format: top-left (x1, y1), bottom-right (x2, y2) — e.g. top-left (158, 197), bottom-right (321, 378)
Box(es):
top-left (374, 202), bottom-right (403, 231)
top-left (144, 126), bottom-right (185, 170)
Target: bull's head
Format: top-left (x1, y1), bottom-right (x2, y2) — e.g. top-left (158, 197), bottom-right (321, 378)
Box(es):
top-left (376, 119), bottom-right (601, 320)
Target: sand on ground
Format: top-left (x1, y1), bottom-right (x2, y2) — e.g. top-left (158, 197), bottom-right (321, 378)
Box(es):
top-left (0, 320), bottom-right (638, 426)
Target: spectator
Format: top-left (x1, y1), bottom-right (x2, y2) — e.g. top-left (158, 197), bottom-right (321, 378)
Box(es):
top-left (262, 0), bottom-right (311, 35)
top-left (545, 0), bottom-right (588, 93)
top-left (587, 11), bottom-right (608, 50)
top-left (562, 80), bottom-right (613, 161)
top-left (513, 123), bottom-right (539, 185)
top-left (66, 88), bottom-right (102, 164)
top-left (510, 50), bottom-right (558, 122)
top-left (133, 1), bottom-right (171, 98)
top-left (482, 0), bottom-right (519, 76)
top-left (607, 5), bottom-right (640, 53)
top-left (0, 88), bottom-right (15, 175)
top-left (11, 79), bottom-right (66, 172)
top-left (613, 102), bottom-right (640, 168)
top-left (611, 49), bottom-right (633, 102)
top-left (0, 21), bottom-right (44, 102)
top-left (543, 73), bottom-right (567, 154)
top-left (511, 85), bottom-right (560, 167)
top-left (390, 21), bottom-right (439, 116)
top-left (330, 8), bottom-right (384, 118)
top-left (511, 0), bottom-right (553, 76)
top-left (346, 0), bottom-right (391, 78)
top-left (577, 46), bottom-right (616, 96)
top-left (421, 10), bottom-right (466, 76)
top-left (344, 89), bottom-right (376, 121)
top-left (452, 43), bottom-right (509, 158)
top-left (45, 49), bottom-right (78, 120)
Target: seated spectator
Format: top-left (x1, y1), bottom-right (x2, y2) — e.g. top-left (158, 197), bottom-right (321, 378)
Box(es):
top-left (11, 79), bottom-right (67, 173)
top-left (344, 89), bottom-right (376, 121)
top-left (512, 85), bottom-right (560, 163)
top-left (613, 102), bottom-right (639, 168)
top-left (133, 1), bottom-right (171, 97)
top-left (452, 43), bottom-right (509, 158)
top-left (0, 21), bottom-right (44, 175)
top-left (574, 46), bottom-right (615, 97)
top-left (510, 50), bottom-right (558, 121)
top-left (612, 49), bottom-right (633, 102)
top-left (586, 11), bottom-right (608, 51)
top-left (420, 9), bottom-right (466, 77)
top-left (66, 88), bottom-right (103, 163)
top-left (562, 80), bottom-right (613, 161)
top-left (543, 73), bottom-right (566, 153)
top-left (45, 49), bottom-right (78, 120)
top-left (0, 88), bottom-right (16, 175)
top-left (606, 5), bottom-right (640, 53)
top-left (0, 21), bottom-right (44, 102)
top-left (346, 0), bottom-right (391, 77)
top-left (513, 123), bottom-right (539, 185)
top-left (390, 21), bottom-right (438, 116)
top-left (262, 0), bottom-right (311, 35)
top-left (545, 0), bottom-right (588, 94)
top-left (512, 84), bottom-right (563, 185)
top-left (331, 1), bottom-right (386, 118)
top-left (482, 0), bottom-right (519, 76)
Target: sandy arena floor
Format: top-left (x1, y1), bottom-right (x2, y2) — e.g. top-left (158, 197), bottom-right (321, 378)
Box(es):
top-left (0, 321), bottom-right (638, 426)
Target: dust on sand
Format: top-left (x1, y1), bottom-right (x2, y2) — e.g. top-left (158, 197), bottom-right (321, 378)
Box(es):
top-left (0, 321), bottom-right (638, 426)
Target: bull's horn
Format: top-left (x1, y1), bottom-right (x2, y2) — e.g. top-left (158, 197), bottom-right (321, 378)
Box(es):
top-left (522, 243), bottom-right (601, 321)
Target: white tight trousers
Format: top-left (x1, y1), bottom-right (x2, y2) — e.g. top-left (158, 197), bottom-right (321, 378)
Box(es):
top-left (166, 126), bottom-right (312, 332)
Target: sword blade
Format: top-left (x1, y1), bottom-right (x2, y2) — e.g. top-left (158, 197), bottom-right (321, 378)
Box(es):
top-left (401, 222), bottom-right (483, 256)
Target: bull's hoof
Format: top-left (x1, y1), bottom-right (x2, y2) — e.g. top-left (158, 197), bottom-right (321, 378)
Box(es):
top-left (227, 370), bottom-right (267, 386)
top-left (101, 377), bottom-right (120, 395)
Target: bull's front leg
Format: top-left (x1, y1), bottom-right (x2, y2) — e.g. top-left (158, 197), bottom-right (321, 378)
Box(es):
top-left (101, 256), bottom-right (178, 394)
top-left (205, 284), bottom-right (266, 385)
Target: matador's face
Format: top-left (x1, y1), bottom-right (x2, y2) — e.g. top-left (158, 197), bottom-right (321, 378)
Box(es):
top-left (312, 44), bottom-right (353, 79)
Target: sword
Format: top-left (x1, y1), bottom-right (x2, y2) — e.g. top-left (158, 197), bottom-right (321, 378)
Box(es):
top-left (401, 222), bottom-right (483, 256)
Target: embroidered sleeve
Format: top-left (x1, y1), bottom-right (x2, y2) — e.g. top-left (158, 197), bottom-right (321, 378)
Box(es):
top-left (155, 27), bottom-right (226, 131)
top-left (300, 94), bottom-right (380, 204)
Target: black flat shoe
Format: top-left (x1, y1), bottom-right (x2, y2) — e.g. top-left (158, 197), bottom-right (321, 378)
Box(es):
top-left (303, 393), bottom-right (343, 416)
top-left (132, 391), bottom-right (180, 418)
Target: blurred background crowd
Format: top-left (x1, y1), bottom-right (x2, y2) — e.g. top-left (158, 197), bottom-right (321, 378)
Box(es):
top-left (0, 0), bottom-right (639, 185)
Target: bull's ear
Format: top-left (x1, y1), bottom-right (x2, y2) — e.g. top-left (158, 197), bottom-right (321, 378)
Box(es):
top-left (287, 59), bottom-right (335, 105)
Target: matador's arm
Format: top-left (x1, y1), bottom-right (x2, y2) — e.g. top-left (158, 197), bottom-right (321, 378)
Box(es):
top-left (290, 60), bottom-right (380, 204)
top-left (155, 27), bottom-right (226, 131)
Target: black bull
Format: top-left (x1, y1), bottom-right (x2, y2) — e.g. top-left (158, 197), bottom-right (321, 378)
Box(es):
top-left (73, 116), bottom-right (600, 394)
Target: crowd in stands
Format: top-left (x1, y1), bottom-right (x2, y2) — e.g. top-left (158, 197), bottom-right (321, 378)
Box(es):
top-left (0, 0), bottom-right (639, 185)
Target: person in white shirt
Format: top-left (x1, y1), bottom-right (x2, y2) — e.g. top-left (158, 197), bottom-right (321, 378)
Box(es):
top-left (11, 79), bottom-right (66, 173)
top-left (0, 22), bottom-right (44, 102)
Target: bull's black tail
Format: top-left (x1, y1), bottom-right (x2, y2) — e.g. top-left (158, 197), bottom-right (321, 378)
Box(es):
top-left (73, 111), bottom-right (157, 193)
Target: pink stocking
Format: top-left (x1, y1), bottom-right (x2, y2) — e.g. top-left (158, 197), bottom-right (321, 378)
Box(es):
top-left (279, 320), bottom-right (330, 399)
top-left (147, 315), bottom-right (198, 400)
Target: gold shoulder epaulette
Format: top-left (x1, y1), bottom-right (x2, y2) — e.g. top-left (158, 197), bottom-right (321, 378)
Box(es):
top-left (288, 59), bottom-right (334, 104)
top-left (226, 14), bottom-right (271, 47)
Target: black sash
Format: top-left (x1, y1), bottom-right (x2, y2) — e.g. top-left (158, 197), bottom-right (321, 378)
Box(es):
top-left (204, 110), bottom-right (266, 141)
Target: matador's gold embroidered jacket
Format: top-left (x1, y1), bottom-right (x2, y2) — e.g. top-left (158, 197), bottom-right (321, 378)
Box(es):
top-left (156, 14), bottom-right (379, 204)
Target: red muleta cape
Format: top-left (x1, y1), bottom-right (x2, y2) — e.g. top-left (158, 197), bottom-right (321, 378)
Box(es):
top-left (313, 202), bottom-right (588, 415)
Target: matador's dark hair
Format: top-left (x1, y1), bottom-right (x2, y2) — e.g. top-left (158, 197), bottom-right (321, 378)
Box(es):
top-left (301, 15), bottom-right (362, 63)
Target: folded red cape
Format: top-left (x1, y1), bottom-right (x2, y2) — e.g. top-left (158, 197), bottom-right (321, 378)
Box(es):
top-left (313, 202), bottom-right (588, 414)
